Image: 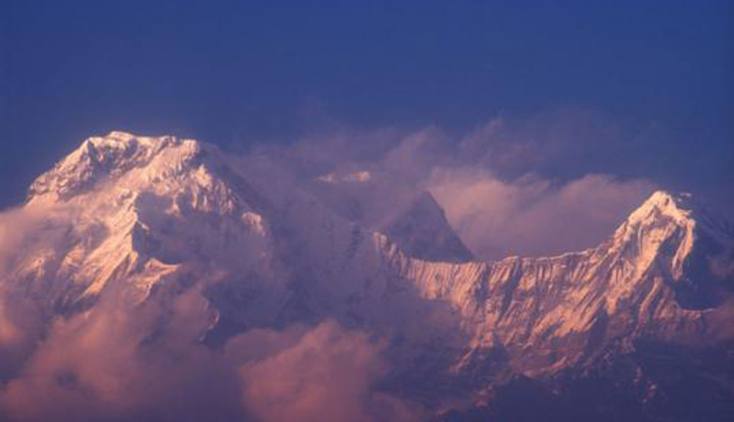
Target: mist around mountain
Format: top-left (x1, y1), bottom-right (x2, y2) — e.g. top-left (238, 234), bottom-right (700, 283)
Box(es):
top-left (0, 132), bottom-right (732, 421)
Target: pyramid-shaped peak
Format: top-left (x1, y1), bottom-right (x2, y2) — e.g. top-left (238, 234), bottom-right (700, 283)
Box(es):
top-left (384, 190), bottom-right (474, 262)
top-left (405, 190), bottom-right (443, 216)
top-left (625, 190), bottom-right (694, 227)
top-left (608, 189), bottom-right (734, 259)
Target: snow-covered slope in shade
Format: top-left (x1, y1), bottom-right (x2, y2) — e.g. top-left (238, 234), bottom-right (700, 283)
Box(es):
top-left (382, 191), bottom-right (473, 262)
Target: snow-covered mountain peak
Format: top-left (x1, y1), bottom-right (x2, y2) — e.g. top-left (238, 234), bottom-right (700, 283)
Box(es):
top-left (616, 189), bottom-right (732, 245)
top-left (28, 132), bottom-right (208, 202)
top-left (605, 190), bottom-right (733, 295)
top-left (16, 133), bottom-right (278, 304)
top-left (382, 191), bottom-right (474, 262)
top-left (625, 190), bottom-right (693, 227)
top-left (611, 190), bottom-right (696, 251)
top-left (83, 131), bottom-right (188, 156)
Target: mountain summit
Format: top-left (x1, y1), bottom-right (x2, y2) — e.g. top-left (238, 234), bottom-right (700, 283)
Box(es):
top-left (28, 132), bottom-right (202, 201)
top-left (2, 132), bottom-right (732, 421)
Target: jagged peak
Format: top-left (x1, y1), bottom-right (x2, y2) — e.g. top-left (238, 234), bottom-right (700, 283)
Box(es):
top-left (28, 132), bottom-right (208, 201)
top-left (625, 190), bottom-right (694, 227)
top-left (83, 130), bottom-right (204, 157)
top-left (85, 131), bottom-right (179, 150)
top-left (621, 190), bottom-right (732, 236)
top-left (612, 190), bottom-right (697, 250)
top-left (605, 190), bottom-right (734, 284)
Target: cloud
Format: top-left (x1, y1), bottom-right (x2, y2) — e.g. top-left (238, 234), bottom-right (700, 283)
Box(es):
top-left (0, 201), bottom-right (83, 277)
top-left (262, 110), bottom-right (659, 259)
top-left (456, 108), bottom-right (653, 180)
top-left (234, 321), bottom-right (422, 422)
top-left (0, 204), bottom-right (74, 379)
top-left (427, 169), bottom-right (655, 259)
top-left (0, 286), bottom-right (246, 421)
top-left (0, 206), bottom-right (43, 274)
top-left (0, 271), bottom-right (418, 422)
top-left (0, 291), bottom-right (42, 381)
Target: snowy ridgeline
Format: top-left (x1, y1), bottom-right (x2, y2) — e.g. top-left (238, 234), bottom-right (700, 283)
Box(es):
top-left (2, 132), bottom-right (733, 419)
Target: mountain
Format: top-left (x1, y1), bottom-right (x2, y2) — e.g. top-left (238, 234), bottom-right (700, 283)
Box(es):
top-left (393, 190), bottom-right (734, 364)
top-left (308, 169), bottom-right (474, 262)
top-left (1, 132), bottom-right (732, 421)
top-left (382, 191), bottom-right (473, 263)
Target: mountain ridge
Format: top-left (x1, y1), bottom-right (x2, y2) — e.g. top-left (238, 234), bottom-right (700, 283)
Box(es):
top-left (2, 131), bottom-right (732, 421)
top-left (16, 132), bottom-right (734, 344)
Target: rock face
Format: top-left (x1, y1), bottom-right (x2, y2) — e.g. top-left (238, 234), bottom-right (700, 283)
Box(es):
top-left (2, 132), bottom-right (733, 421)
top-left (382, 191), bottom-right (474, 263)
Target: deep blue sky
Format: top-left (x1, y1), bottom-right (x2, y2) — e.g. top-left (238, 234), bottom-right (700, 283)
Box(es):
top-left (1, 1), bottom-right (732, 210)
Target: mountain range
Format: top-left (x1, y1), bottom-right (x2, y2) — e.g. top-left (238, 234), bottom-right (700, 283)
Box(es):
top-left (1, 132), bottom-right (732, 421)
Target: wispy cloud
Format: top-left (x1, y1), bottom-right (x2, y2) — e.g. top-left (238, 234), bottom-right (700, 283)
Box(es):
top-left (262, 110), bottom-right (658, 259)
top-left (428, 170), bottom-right (654, 259)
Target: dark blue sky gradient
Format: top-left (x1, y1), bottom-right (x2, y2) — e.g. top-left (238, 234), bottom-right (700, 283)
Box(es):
top-left (1, 1), bottom-right (732, 209)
